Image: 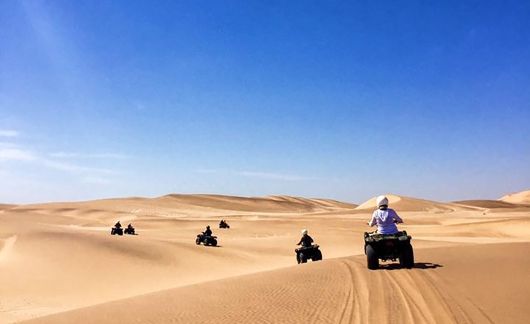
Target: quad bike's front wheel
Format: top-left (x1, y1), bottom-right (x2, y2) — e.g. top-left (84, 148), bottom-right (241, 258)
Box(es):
top-left (195, 237), bottom-right (201, 245)
top-left (299, 252), bottom-right (308, 264)
top-left (366, 245), bottom-right (379, 270)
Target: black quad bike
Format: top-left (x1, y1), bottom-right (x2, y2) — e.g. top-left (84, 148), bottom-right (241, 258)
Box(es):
top-left (111, 227), bottom-right (123, 236)
top-left (219, 221), bottom-right (230, 229)
top-left (196, 233), bottom-right (218, 246)
top-left (295, 244), bottom-right (323, 264)
top-left (364, 231), bottom-right (414, 270)
top-left (124, 227), bottom-right (136, 235)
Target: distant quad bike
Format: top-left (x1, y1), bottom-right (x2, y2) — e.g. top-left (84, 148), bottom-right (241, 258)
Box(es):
top-left (219, 221), bottom-right (230, 229)
top-left (364, 231), bottom-right (414, 270)
top-left (295, 244), bottom-right (323, 264)
top-left (196, 233), bottom-right (218, 246)
top-left (111, 227), bottom-right (123, 236)
top-left (124, 227), bottom-right (135, 235)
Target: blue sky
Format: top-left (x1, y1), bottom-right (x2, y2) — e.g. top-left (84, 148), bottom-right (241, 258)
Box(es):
top-left (1, 0), bottom-right (529, 204)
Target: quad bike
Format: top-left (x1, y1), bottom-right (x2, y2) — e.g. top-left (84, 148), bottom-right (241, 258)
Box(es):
top-left (196, 233), bottom-right (218, 246)
top-left (364, 231), bottom-right (414, 270)
top-left (111, 227), bottom-right (123, 236)
top-left (219, 221), bottom-right (230, 229)
top-left (124, 227), bottom-right (136, 235)
top-left (295, 244), bottom-right (323, 264)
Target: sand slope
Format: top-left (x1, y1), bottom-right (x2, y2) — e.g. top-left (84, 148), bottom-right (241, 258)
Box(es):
top-left (500, 189), bottom-right (530, 205)
top-left (26, 243), bottom-right (530, 324)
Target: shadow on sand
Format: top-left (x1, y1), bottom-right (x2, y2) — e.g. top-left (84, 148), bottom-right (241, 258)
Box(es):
top-left (380, 262), bottom-right (443, 270)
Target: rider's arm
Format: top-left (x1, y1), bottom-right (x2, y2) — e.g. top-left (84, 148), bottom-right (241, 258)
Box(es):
top-left (392, 210), bottom-right (403, 223)
top-left (368, 212), bottom-right (377, 227)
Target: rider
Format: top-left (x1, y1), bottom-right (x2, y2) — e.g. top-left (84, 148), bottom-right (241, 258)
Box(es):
top-left (297, 229), bottom-right (314, 247)
top-left (204, 225), bottom-right (212, 236)
top-left (127, 223), bottom-right (134, 230)
top-left (368, 195), bottom-right (403, 234)
top-left (114, 221), bottom-right (122, 229)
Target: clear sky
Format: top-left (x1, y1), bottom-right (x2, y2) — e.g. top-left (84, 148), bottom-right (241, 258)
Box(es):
top-left (1, 0), bottom-right (529, 204)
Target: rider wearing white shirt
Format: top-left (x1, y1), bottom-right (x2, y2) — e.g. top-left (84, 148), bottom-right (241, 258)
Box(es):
top-left (368, 196), bottom-right (403, 234)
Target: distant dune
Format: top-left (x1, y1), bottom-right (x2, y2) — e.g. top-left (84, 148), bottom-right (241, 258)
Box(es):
top-left (0, 204), bottom-right (16, 210)
top-left (500, 189), bottom-right (530, 205)
top-left (12, 194), bottom-right (356, 218)
top-left (355, 194), bottom-right (462, 212)
top-left (158, 194), bottom-right (357, 212)
top-left (453, 200), bottom-right (518, 209)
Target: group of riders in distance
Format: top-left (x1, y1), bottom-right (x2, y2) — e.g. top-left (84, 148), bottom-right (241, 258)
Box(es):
top-left (110, 195), bottom-right (413, 269)
top-left (110, 221), bottom-right (135, 235)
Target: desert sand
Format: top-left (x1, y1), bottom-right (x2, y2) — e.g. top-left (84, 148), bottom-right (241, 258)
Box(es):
top-left (1, 191), bottom-right (529, 323)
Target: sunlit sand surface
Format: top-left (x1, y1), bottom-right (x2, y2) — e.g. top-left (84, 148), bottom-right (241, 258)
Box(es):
top-left (1, 191), bottom-right (529, 323)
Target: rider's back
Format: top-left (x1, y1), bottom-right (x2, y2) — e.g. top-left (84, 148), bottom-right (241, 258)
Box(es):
top-left (371, 208), bottom-right (401, 234)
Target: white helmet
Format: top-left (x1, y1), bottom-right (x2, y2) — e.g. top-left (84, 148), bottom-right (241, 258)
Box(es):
top-left (376, 195), bottom-right (389, 207)
top-left (301, 229), bottom-right (308, 235)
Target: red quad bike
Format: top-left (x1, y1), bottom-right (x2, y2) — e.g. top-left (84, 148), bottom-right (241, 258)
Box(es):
top-left (364, 231), bottom-right (414, 270)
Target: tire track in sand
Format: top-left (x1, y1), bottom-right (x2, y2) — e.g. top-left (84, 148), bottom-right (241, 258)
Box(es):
top-left (336, 261), bottom-right (355, 324)
top-left (338, 256), bottom-right (496, 324)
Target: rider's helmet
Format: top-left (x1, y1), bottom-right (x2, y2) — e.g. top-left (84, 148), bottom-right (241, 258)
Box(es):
top-left (301, 229), bottom-right (308, 235)
top-left (206, 225), bottom-right (210, 229)
top-left (376, 195), bottom-right (389, 208)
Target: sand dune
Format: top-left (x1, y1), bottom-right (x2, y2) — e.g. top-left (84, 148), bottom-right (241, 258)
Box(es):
top-left (25, 243), bottom-right (530, 324)
top-left (0, 235), bottom-right (17, 262)
top-left (0, 203), bottom-right (16, 210)
top-left (453, 200), bottom-right (519, 209)
top-left (11, 194), bottom-right (354, 221)
top-left (2, 192), bottom-right (530, 323)
top-left (355, 194), bottom-right (462, 212)
top-left (499, 189), bottom-right (530, 205)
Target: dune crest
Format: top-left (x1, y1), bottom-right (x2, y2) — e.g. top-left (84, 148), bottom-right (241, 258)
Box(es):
top-left (499, 189), bottom-right (530, 205)
top-left (355, 194), bottom-right (459, 212)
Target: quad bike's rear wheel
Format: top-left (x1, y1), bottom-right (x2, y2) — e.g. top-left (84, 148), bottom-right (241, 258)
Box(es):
top-left (366, 245), bottom-right (379, 270)
top-left (313, 249), bottom-right (323, 261)
top-left (211, 239), bottom-right (217, 247)
top-left (399, 243), bottom-right (414, 269)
